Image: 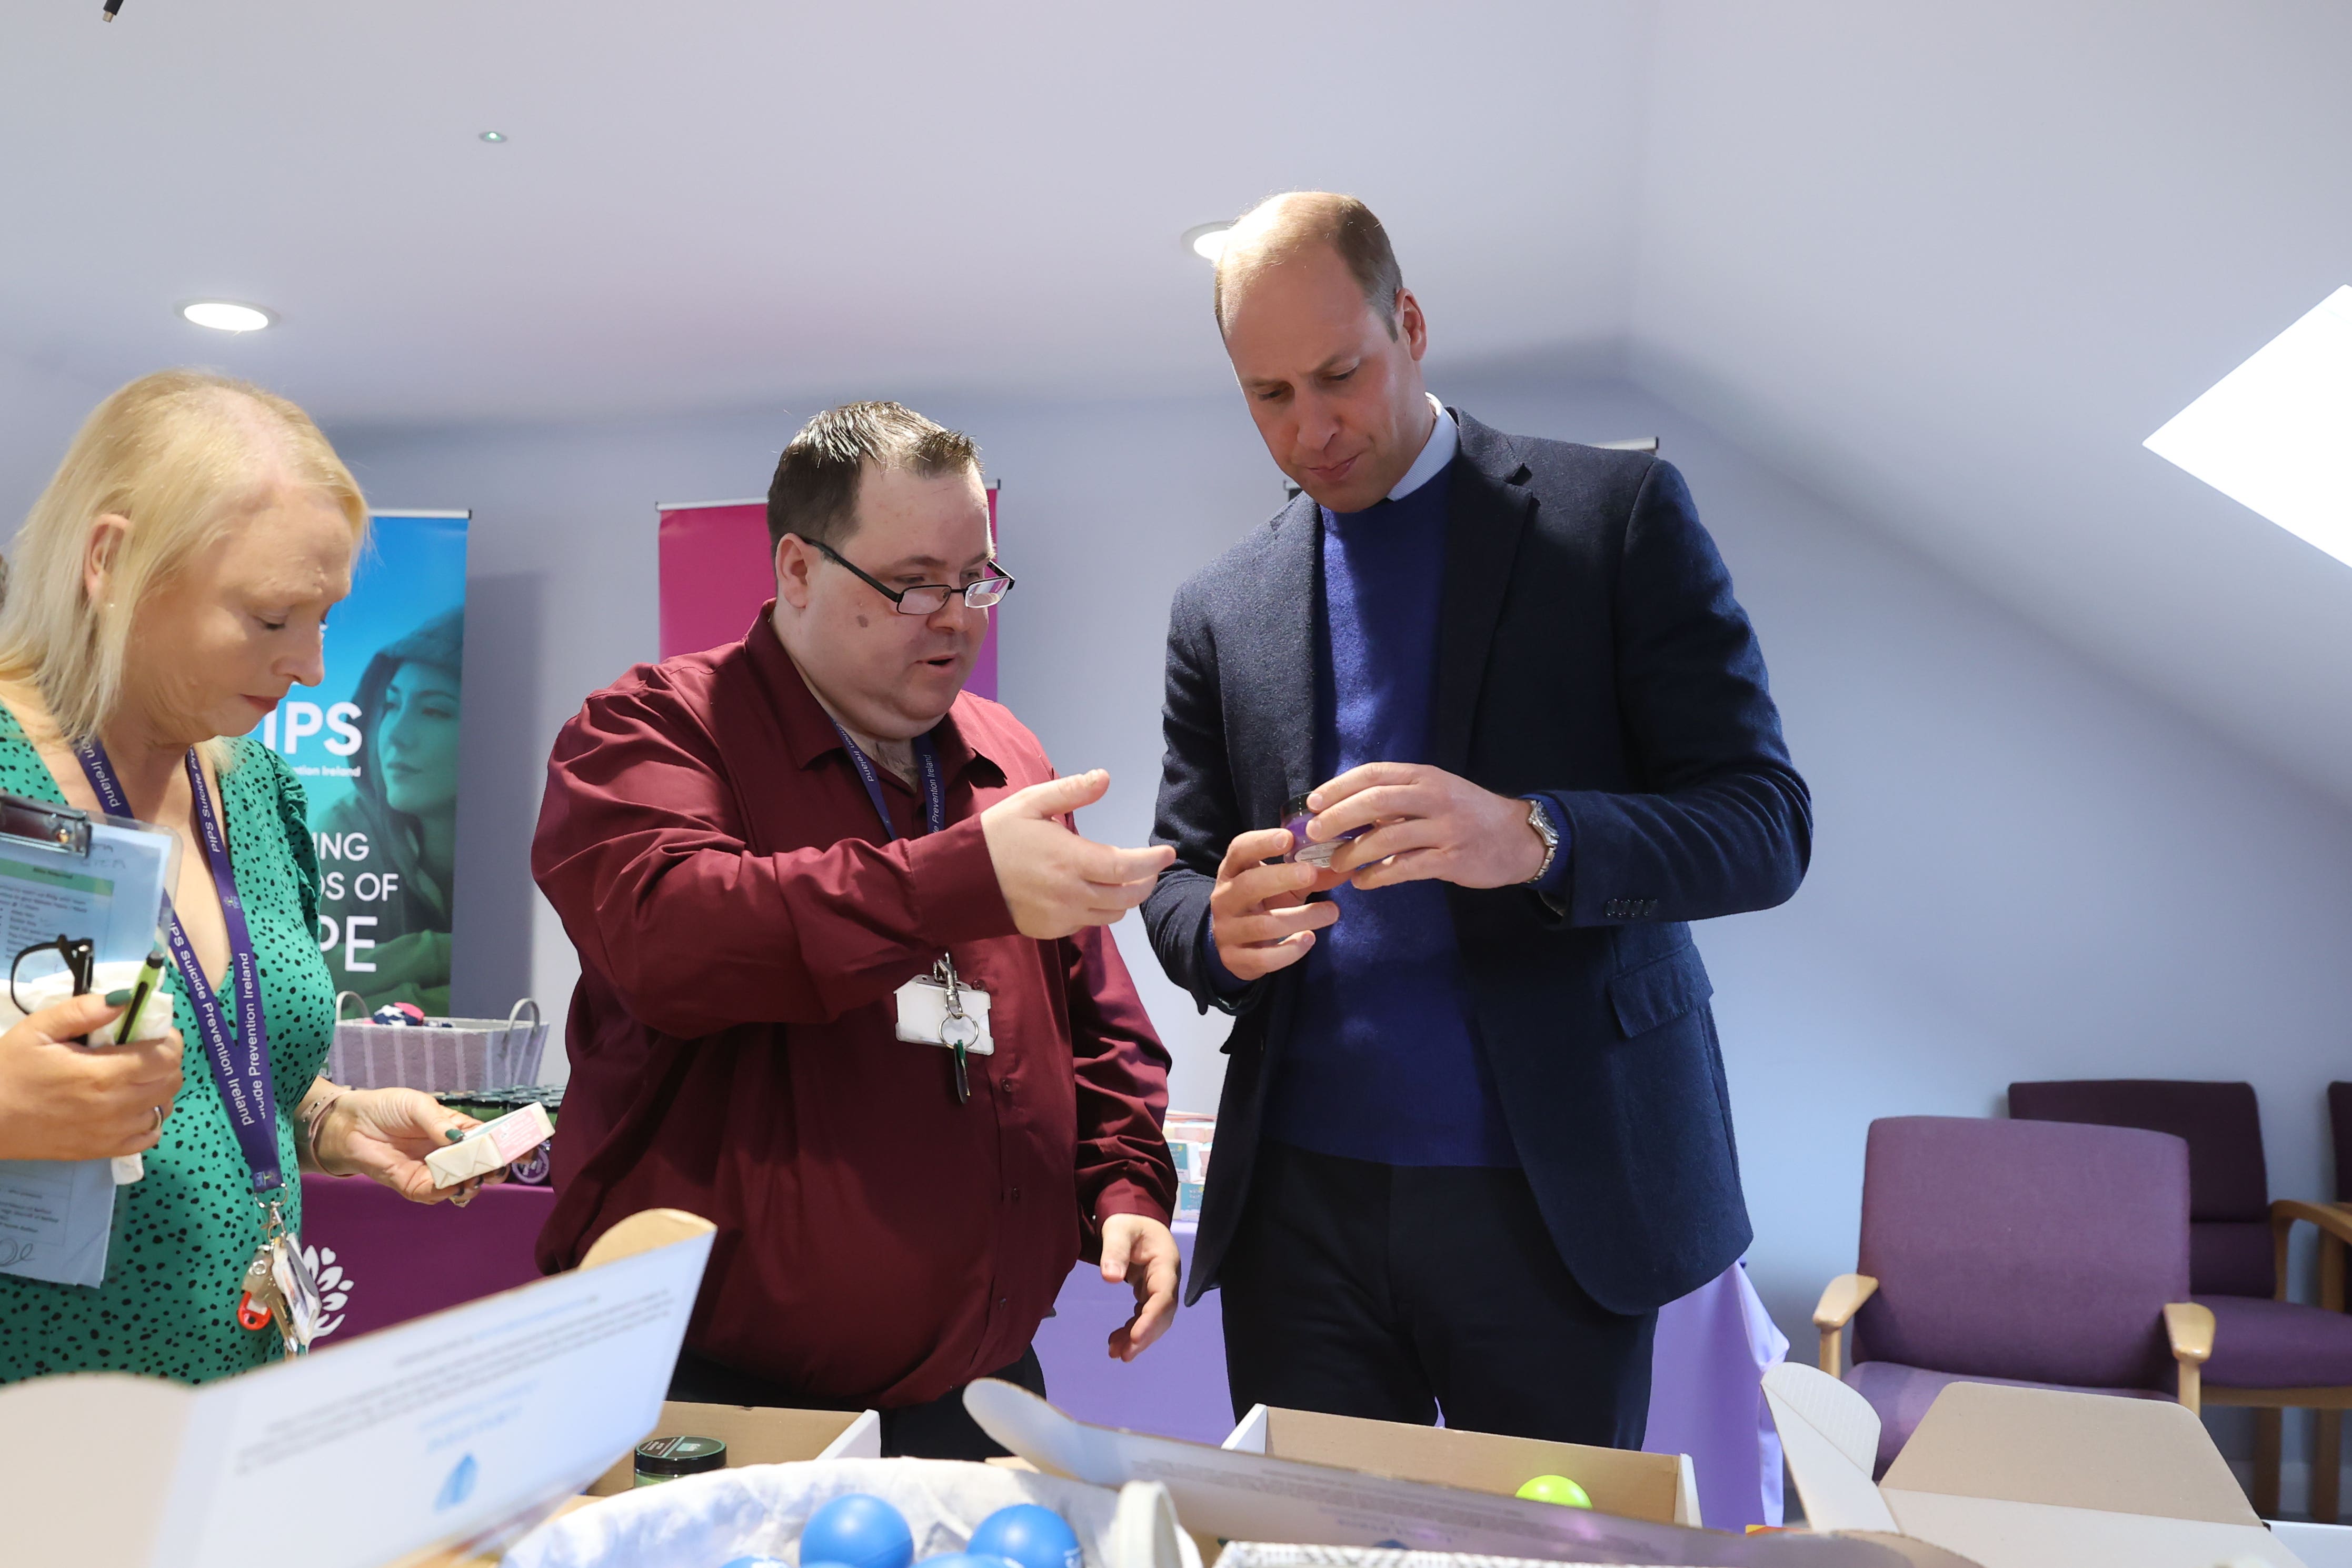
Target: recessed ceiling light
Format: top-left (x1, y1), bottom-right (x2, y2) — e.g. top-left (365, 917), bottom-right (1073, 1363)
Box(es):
top-left (479, 130), bottom-right (507, 143)
top-left (1183, 222), bottom-right (1234, 263)
top-left (2146, 285), bottom-right (2352, 567)
top-left (180, 301), bottom-right (274, 334)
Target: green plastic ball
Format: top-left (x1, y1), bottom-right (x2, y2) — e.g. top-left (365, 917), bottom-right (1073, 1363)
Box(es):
top-left (1515, 1474), bottom-right (1591, 1509)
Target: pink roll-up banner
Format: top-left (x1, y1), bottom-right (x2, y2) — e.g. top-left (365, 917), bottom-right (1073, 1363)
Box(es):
top-left (656, 488), bottom-right (999, 701)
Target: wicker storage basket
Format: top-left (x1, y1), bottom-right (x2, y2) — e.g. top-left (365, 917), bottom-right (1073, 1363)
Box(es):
top-left (326, 996), bottom-right (548, 1092)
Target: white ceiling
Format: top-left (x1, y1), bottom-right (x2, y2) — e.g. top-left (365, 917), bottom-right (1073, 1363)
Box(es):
top-left (0, 0), bottom-right (1650, 420)
top-left (1630, 2), bottom-right (2352, 812)
top-left (2, 1), bottom-right (2348, 802)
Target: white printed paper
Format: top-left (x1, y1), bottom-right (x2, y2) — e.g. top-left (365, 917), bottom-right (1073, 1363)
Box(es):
top-left (157, 1226), bottom-right (713, 1568)
top-left (0, 1216), bottom-right (714, 1568)
top-left (0, 1155), bottom-right (114, 1286)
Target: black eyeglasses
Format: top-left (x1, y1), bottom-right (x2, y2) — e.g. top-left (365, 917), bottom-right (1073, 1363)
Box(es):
top-left (11, 934), bottom-right (94, 1017)
top-left (809, 539), bottom-right (1016, 615)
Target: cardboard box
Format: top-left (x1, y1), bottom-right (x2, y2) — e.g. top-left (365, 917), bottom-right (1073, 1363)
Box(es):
top-left (0, 1207), bottom-right (715, 1568)
top-left (968, 1378), bottom-right (1930, 1566)
top-left (1765, 1361), bottom-right (2306, 1567)
top-left (1224, 1403), bottom-right (1701, 1529)
top-left (585, 1398), bottom-right (881, 1493)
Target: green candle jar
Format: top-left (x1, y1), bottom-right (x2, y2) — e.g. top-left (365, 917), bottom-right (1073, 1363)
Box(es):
top-left (633, 1434), bottom-right (726, 1487)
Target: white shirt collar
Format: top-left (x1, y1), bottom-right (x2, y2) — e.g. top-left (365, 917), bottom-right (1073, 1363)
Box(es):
top-left (1388, 393), bottom-right (1458, 502)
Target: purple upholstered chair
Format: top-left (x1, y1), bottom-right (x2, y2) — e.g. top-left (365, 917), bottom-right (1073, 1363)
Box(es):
top-left (2332, 1082), bottom-right (2352, 1202)
top-left (2009, 1080), bottom-right (2352, 1520)
top-left (1810, 1116), bottom-right (2208, 1477)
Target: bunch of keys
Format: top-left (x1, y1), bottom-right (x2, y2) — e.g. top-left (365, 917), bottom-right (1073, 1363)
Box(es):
top-left (894, 953), bottom-right (993, 1106)
top-left (235, 1201), bottom-right (323, 1356)
top-left (937, 957), bottom-right (980, 1105)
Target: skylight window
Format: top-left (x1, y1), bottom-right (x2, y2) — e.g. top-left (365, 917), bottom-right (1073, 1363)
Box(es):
top-left (2145, 285), bottom-right (2352, 567)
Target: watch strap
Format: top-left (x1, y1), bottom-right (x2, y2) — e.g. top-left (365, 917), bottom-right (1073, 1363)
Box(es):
top-left (1522, 797), bottom-right (1560, 884)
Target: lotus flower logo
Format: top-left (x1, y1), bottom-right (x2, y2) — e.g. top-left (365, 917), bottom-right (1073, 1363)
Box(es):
top-left (301, 1242), bottom-right (356, 1339)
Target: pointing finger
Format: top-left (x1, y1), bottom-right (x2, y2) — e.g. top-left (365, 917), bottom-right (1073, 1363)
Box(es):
top-left (1014, 770), bottom-right (1111, 820)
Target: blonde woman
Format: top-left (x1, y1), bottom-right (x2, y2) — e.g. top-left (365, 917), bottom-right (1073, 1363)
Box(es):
top-left (0, 370), bottom-right (494, 1386)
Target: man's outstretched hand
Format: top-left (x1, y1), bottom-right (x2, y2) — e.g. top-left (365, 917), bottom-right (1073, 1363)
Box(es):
top-left (981, 770), bottom-right (1175, 939)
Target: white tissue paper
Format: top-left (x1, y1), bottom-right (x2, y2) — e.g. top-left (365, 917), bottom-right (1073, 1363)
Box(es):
top-left (503, 1457), bottom-right (1197, 1568)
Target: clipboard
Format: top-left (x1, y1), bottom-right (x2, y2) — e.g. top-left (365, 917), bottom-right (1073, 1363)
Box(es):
top-left (0, 790), bottom-right (180, 1289)
top-left (0, 791), bottom-right (181, 976)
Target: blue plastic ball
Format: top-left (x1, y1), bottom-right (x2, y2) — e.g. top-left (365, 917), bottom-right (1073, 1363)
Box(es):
top-left (802, 1496), bottom-right (915, 1568)
top-left (968, 1504), bottom-right (1083, 1568)
top-left (917, 1555), bottom-right (1017, 1568)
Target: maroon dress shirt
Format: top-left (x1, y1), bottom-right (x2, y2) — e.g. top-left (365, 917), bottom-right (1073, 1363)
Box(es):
top-left (532, 606), bottom-right (1174, 1407)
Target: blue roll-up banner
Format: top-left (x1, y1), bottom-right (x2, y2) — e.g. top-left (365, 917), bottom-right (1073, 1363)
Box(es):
top-left (253, 512), bottom-right (468, 1015)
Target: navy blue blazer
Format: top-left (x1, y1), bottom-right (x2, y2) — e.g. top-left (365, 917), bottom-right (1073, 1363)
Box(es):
top-left (1143, 411), bottom-right (1810, 1314)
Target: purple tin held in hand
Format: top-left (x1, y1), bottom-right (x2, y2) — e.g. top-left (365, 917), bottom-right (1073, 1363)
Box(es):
top-left (1282, 793), bottom-right (1369, 870)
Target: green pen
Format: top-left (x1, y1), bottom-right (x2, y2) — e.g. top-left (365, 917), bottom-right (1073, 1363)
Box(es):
top-left (113, 948), bottom-right (167, 1045)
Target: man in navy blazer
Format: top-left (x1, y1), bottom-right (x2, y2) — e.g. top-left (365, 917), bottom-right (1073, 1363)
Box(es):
top-left (1143, 192), bottom-right (1810, 1445)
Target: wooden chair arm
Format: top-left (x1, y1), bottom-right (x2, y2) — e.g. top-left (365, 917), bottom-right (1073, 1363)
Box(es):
top-left (2273, 1200), bottom-right (2352, 1312)
top-left (1814, 1273), bottom-right (1879, 1377)
top-left (1815, 1272), bottom-right (1880, 1329)
top-left (2166, 1300), bottom-right (2214, 1416)
top-left (2274, 1199), bottom-right (2352, 1250)
top-left (2165, 1300), bottom-right (2214, 1362)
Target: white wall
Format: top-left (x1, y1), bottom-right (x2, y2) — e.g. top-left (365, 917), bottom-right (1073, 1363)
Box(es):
top-left (328, 368), bottom-right (2352, 1486)
top-left (0, 351), bottom-right (111, 527)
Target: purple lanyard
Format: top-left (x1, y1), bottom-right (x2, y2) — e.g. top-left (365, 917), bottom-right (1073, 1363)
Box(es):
top-left (826, 721), bottom-right (945, 842)
top-left (75, 742), bottom-right (281, 1195)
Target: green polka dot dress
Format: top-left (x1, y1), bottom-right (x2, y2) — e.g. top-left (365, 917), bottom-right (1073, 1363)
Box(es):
top-left (0, 714), bottom-right (335, 1386)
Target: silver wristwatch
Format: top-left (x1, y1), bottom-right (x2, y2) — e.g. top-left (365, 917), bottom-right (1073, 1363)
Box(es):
top-left (1522, 798), bottom-right (1559, 884)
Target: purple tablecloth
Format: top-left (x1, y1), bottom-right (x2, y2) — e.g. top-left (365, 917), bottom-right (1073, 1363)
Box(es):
top-left (301, 1174), bottom-right (553, 1342)
top-left (1032, 1224), bottom-right (1786, 1531)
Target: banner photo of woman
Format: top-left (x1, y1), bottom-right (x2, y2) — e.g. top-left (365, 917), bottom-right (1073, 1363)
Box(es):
top-left (255, 512), bottom-right (469, 1015)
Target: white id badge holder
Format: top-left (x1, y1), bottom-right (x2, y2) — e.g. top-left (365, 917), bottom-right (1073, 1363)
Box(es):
top-left (895, 956), bottom-right (991, 1103)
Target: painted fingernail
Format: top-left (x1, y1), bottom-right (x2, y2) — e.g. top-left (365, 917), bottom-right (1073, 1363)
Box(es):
top-left (103, 988), bottom-right (132, 1005)
top-left (444, 1126), bottom-right (466, 1142)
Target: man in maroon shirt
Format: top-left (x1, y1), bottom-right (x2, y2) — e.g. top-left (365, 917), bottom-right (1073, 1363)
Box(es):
top-left (533, 402), bottom-right (1181, 1457)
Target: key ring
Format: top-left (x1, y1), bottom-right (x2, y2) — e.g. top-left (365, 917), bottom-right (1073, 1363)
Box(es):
top-left (935, 954), bottom-right (964, 1018)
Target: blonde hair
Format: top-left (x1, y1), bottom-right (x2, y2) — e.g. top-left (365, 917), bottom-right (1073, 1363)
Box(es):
top-left (0, 369), bottom-right (368, 746)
